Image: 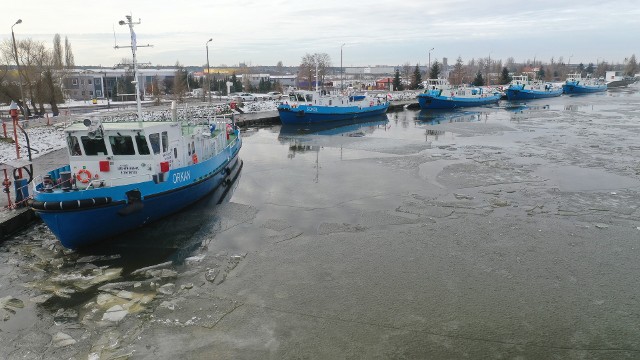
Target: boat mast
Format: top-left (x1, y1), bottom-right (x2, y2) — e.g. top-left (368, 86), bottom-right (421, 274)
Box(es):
top-left (115, 15), bottom-right (152, 121)
top-left (315, 63), bottom-right (319, 92)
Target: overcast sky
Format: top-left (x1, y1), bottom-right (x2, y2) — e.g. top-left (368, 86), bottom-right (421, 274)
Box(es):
top-left (2, 0), bottom-right (638, 68)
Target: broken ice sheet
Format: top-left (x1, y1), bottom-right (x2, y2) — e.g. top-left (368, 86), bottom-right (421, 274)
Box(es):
top-left (0, 296), bottom-right (25, 310)
top-left (50, 268), bottom-right (123, 290)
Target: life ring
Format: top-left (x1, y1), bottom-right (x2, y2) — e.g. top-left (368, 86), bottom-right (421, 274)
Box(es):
top-left (76, 169), bottom-right (91, 184)
top-left (192, 153), bottom-right (198, 164)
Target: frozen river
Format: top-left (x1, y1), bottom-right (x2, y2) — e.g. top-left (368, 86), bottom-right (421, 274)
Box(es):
top-left (1, 86), bottom-right (640, 359)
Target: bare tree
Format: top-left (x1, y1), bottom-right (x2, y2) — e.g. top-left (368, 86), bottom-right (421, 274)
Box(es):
top-left (505, 57), bottom-right (516, 73)
top-left (298, 53), bottom-right (332, 90)
top-left (8, 38), bottom-right (43, 116)
top-left (625, 54), bottom-right (637, 77)
top-left (53, 34), bottom-right (63, 70)
top-left (450, 56), bottom-right (464, 85)
top-left (173, 61), bottom-right (187, 101)
top-left (402, 62), bottom-right (411, 85)
top-left (0, 40), bottom-right (22, 107)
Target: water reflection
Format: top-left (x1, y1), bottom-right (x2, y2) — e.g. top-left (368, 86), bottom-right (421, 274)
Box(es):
top-left (278, 115), bottom-right (389, 137)
top-left (416, 109), bottom-right (487, 125)
top-left (278, 115), bottom-right (389, 159)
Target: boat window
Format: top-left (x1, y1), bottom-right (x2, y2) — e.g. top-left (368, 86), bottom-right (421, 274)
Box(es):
top-left (109, 135), bottom-right (135, 155)
top-left (161, 131), bottom-right (169, 152)
top-left (67, 135), bottom-right (82, 156)
top-left (80, 136), bottom-right (108, 156)
top-left (135, 133), bottom-right (150, 155)
top-left (187, 142), bottom-right (192, 156)
top-left (149, 133), bottom-right (161, 154)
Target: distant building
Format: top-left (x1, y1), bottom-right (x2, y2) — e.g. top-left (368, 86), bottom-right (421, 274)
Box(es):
top-left (269, 75), bottom-right (297, 87)
top-left (375, 77), bottom-right (393, 90)
top-left (241, 73), bottom-right (270, 87)
top-left (63, 68), bottom-right (177, 100)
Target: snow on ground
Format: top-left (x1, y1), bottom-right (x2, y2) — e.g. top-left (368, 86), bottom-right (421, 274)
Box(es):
top-left (0, 91), bottom-right (416, 164)
top-left (0, 123), bottom-right (67, 164)
top-left (0, 101), bottom-right (272, 164)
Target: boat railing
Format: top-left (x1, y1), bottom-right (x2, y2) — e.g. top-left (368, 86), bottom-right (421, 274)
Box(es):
top-left (31, 133), bottom-right (240, 193)
top-left (31, 170), bottom-right (156, 193)
top-left (566, 73), bottom-right (582, 81)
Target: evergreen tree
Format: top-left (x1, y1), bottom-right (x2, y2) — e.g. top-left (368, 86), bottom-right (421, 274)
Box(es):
top-left (537, 66), bottom-right (546, 80)
top-left (499, 67), bottom-right (511, 84)
top-left (472, 71), bottom-right (484, 86)
top-left (114, 71), bottom-right (136, 101)
top-left (231, 73), bottom-right (242, 92)
top-left (258, 78), bottom-right (266, 92)
top-left (585, 63), bottom-right (594, 74)
top-left (410, 64), bottom-right (422, 89)
top-left (392, 68), bottom-right (403, 91)
top-left (429, 60), bottom-right (441, 79)
top-left (187, 73), bottom-right (199, 90)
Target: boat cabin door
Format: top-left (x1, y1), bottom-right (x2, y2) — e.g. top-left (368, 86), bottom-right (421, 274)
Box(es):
top-left (170, 138), bottom-right (182, 168)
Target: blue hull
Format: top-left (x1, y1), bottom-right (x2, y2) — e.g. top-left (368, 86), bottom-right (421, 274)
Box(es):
top-left (562, 84), bottom-right (607, 94)
top-left (417, 93), bottom-right (500, 109)
top-left (278, 103), bottom-right (389, 125)
top-left (506, 88), bottom-right (563, 100)
top-left (34, 139), bottom-right (242, 249)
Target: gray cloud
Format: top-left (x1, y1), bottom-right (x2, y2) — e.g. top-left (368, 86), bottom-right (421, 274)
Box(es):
top-left (3, 0), bottom-right (638, 66)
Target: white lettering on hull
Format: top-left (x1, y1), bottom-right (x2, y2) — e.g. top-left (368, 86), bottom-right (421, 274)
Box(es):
top-left (172, 171), bottom-right (191, 184)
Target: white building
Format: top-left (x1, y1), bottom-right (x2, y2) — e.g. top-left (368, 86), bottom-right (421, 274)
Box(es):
top-left (63, 68), bottom-right (178, 101)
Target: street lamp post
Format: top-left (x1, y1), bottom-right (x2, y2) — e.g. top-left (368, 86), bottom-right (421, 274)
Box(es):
top-left (206, 38), bottom-right (212, 103)
top-left (487, 52), bottom-right (491, 86)
top-left (428, 47), bottom-right (434, 78)
top-left (11, 19), bottom-right (27, 121)
top-left (103, 72), bottom-right (111, 109)
top-left (340, 43), bottom-right (345, 91)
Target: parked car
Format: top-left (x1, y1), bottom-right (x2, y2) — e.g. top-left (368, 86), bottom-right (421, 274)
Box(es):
top-left (232, 93), bottom-right (257, 101)
top-left (266, 91), bottom-right (283, 100)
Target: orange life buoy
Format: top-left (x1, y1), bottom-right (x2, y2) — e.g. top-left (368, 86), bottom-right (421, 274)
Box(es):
top-left (192, 153), bottom-right (198, 164)
top-left (76, 169), bottom-right (91, 184)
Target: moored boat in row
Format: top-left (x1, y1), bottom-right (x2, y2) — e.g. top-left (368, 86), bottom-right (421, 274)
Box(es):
top-left (505, 75), bottom-right (563, 100)
top-left (417, 79), bottom-right (501, 109)
top-left (562, 73), bottom-right (607, 94)
top-left (278, 90), bottom-right (389, 125)
top-left (604, 71), bottom-right (638, 87)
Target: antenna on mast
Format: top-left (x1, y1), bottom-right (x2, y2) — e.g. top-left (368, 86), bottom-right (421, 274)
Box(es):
top-left (112, 25), bottom-right (117, 48)
top-left (114, 15), bottom-right (153, 122)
